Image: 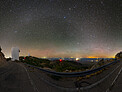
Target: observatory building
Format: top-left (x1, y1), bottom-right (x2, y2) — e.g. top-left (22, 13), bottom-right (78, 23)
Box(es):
top-left (11, 47), bottom-right (20, 61)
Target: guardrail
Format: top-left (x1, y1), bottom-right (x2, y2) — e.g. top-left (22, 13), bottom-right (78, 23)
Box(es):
top-left (24, 60), bottom-right (117, 77)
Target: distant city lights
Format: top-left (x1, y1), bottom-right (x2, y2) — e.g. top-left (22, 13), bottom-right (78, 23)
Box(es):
top-left (41, 57), bottom-right (47, 59)
top-left (76, 58), bottom-right (80, 61)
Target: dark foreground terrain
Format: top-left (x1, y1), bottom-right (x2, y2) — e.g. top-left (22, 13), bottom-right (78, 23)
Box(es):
top-left (0, 62), bottom-right (62, 92)
top-left (0, 60), bottom-right (121, 92)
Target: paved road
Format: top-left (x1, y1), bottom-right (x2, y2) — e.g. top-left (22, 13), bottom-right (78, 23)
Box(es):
top-left (0, 62), bottom-right (63, 92)
top-left (110, 66), bottom-right (122, 92)
top-left (104, 59), bottom-right (122, 92)
top-left (0, 61), bottom-right (121, 92)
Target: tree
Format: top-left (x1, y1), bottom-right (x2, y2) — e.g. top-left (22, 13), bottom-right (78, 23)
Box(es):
top-left (115, 52), bottom-right (122, 59)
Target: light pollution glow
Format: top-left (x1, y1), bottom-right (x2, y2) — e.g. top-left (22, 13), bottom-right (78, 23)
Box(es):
top-left (0, 0), bottom-right (121, 58)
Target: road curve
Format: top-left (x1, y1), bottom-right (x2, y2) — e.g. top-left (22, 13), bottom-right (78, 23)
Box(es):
top-left (0, 61), bottom-right (122, 92)
top-left (110, 67), bottom-right (122, 92)
top-left (0, 62), bottom-right (63, 92)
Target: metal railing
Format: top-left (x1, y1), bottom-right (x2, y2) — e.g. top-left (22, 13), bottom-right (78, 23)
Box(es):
top-left (24, 60), bottom-right (117, 77)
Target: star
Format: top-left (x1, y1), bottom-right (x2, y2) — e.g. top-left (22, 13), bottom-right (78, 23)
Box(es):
top-left (14, 31), bottom-right (18, 33)
top-left (69, 8), bottom-right (71, 11)
top-left (101, 1), bottom-right (104, 5)
top-left (77, 42), bottom-right (80, 45)
top-left (64, 16), bottom-right (66, 19)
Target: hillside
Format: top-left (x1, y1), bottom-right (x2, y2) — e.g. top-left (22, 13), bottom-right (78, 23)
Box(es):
top-left (0, 47), bottom-right (6, 66)
top-left (20, 56), bottom-right (92, 72)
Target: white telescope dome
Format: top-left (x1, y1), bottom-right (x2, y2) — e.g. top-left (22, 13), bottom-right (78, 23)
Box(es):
top-left (11, 47), bottom-right (20, 61)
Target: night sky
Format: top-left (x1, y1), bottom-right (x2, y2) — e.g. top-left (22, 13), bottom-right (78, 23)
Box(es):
top-left (0, 0), bottom-right (121, 58)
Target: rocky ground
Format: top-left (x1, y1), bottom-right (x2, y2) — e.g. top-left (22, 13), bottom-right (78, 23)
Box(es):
top-left (0, 51), bottom-right (7, 67)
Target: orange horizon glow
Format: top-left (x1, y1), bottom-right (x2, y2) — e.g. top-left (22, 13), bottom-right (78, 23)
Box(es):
top-left (87, 56), bottom-right (115, 58)
top-left (4, 48), bottom-right (116, 59)
top-left (87, 56), bottom-right (98, 58)
top-left (5, 53), bottom-right (115, 59)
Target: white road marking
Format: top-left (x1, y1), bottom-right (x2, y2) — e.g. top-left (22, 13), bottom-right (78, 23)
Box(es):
top-left (111, 67), bottom-right (122, 85)
top-left (21, 64), bottom-right (39, 92)
top-left (106, 66), bottom-right (122, 92)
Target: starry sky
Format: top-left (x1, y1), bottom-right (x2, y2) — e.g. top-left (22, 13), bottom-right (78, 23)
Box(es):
top-left (0, 0), bottom-right (121, 58)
